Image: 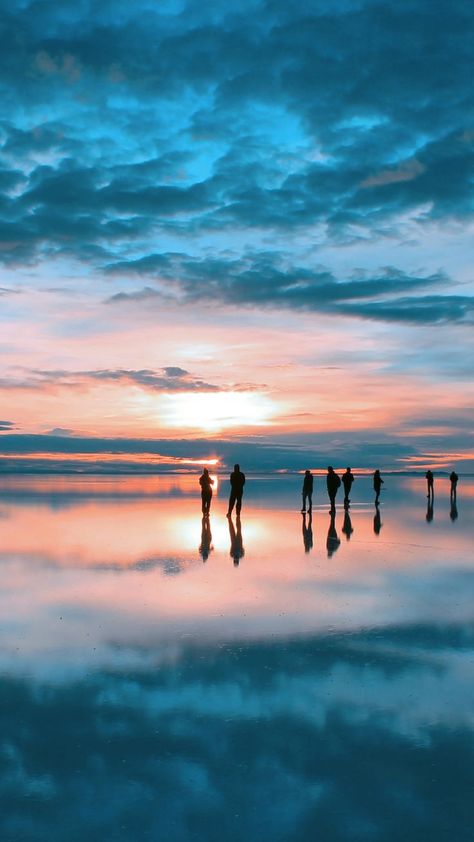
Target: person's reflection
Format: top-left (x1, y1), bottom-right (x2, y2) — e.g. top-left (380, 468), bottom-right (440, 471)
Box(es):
top-left (342, 505), bottom-right (353, 541)
top-left (302, 511), bottom-right (313, 553)
top-left (228, 516), bottom-right (245, 567)
top-left (450, 499), bottom-right (458, 522)
top-left (426, 496), bottom-right (434, 523)
top-left (199, 516), bottom-right (213, 561)
top-left (373, 503), bottom-right (382, 535)
top-left (326, 510), bottom-right (341, 558)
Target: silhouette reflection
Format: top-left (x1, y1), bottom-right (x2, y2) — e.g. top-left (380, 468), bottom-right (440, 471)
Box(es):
top-left (426, 496), bottom-right (434, 523)
top-left (228, 516), bottom-right (245, 567)
top-left (326, 510), bottom-right (341, 558)
top-left (342, 506), bottom-right (354, 541)
top-left (199, 515), bottom-right (213, 562)
top-left (450, 500), bottom-right (458, 522)
top-left (373, 504), bottom-right (382, 535)
top-left (302, 512), bottom-right (313, 553)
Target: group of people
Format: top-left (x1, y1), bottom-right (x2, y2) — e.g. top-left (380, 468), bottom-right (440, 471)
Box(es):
top-left (199, 464), bottom-right (246, 517)
top-left (198, 465), bottom-right (461, 563)
top-left (199, 465), bottom-right (460, 520)
top-left (301, 466), bottom-right (384, 512)
top-left (426, 469), bottom-right (458, 499)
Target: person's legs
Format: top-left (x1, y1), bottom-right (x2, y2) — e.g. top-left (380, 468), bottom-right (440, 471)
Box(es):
top-left (308, 493), bottom-right (312, 512)
top-left (236, 494), bottom-right (242, 516)
top-left (227, 491), bottom-right (236, 516)
top-left (301, 492), bottom-right (307, 512)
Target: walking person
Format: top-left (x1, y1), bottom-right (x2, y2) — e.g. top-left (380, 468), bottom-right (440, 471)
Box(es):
top-left (326, 466), bottom-right (341, 511)
top-left (227, 464), bottom-right (246, 517)
top-left (301, 470), bottom-right (313, 513)
top-left (373, 469), bottom-right (384, 505)
top-left (199, 467), bottom-right (214, 515)
top-left (342, 467), bottom-right (355, 506)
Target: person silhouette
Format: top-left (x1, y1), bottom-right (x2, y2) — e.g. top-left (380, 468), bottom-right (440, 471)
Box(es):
top-left (302, 511), bottom-right (313, 553)
top-left (301, 470), bottom-right (314, 513)
top-left (425, 469), bottom-right (434, 499)
top-left (373, 469), bottom-right (384, 505)
top-left (228, 516), bottom-right (245, 566)
top-left (449, 470), bottom-right (458, 502)
top-left (342, 507), bottom-right (354, 541)
top-left (342, 468), bottom-right (355, 506)
top-left (326, 466), bottom-right (341, 511)
top-left (199, 516), bottom-right (213, 561)
top-left (326, 509), bottom-right (341, 558)
top-left (373, 503), bottom-right (382, 535)
top-left (199, 467), bottom-right (214, 515)
top-left (227, 464), bottom-right (246, 517)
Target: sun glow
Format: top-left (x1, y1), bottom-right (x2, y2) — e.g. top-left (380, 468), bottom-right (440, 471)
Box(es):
top-left (159, 391), bottom-right (279, 432)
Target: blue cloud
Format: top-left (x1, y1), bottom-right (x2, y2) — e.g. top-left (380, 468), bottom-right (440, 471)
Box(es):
top-left (0, 0), bottom-right (472, 316)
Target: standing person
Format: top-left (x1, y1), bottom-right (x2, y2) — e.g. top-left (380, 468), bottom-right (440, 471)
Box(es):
top-left (301, 470), bottom-right (314, 513)
top-left (342, 467), bottom-right (355, 506)
top-left (449, 470), bottom-right (458, 501)
top-left (326, 466), bottom-right (341, 511)
top-left (227, 463), bottom-right (246, 517)
top-left (199, 468), bottom-right (214, 515)
top-left (373, 469), bottom-right (384, 505)
top-left (425, 469), bottom-right (434, 499)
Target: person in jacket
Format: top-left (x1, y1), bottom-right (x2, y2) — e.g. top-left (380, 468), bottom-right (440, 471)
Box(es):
top-left (449, 470), bottom-right (458, 502)
top-left (227, 464), bottom-right (246, 517)
top-left (199, 468), bottom-right (214, 515)
top-left (301, 470), bottom-right (314, 513)
top-left (425, 469), bottom-right (434, 499)
top-left (373, 469), bottom-right (384, 505)
top-left (342, 467), bottom-right (355, 506)
top-left (326, 466), bottom-right (341, 510)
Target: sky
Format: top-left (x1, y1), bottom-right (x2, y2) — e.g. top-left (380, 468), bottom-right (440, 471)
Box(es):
top-left (0, 0), bottom-right (473, 472)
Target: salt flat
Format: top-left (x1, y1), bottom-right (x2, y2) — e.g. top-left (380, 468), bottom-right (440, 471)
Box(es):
top-left (0, 474), bottom-right (473, 841)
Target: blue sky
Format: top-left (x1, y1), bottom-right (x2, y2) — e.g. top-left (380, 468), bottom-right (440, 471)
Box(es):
top-left (0, 0), bottom-right (473, 471)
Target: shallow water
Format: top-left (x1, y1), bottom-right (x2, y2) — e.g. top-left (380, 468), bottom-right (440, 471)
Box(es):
top-left (0, 474), bottom-right (473, 840)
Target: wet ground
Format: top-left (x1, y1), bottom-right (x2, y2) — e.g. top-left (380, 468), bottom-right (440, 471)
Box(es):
top-left (0, 473), bottom-right (473, 840)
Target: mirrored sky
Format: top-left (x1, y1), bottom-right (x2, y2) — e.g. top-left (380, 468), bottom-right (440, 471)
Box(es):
top-left (0, 474), bottom-right (473, 840)
top-left (1, 0), bottom-right (474, 471)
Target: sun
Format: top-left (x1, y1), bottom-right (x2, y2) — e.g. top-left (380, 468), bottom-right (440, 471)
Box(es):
top-left (159, 391), bottom-right (278, 432)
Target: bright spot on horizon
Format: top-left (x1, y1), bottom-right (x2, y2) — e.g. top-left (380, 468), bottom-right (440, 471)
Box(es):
top-left (159, 391), bottom-right (279, 432)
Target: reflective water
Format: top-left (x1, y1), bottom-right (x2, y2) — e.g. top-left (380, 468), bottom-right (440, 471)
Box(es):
top-left (0, 474), bottom-right (473, 840)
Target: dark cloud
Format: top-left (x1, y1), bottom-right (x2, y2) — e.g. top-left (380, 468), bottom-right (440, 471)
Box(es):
top-left (0, 367), bottom-right (222, 392)
top-left (0, 420), bottom-right (15, 431)
top-left (106, 254), bottom-right (472, 325)
top-left (0, 431), bottom-right (460, 473)
top-left (0, 0), bottom-right (472, 292)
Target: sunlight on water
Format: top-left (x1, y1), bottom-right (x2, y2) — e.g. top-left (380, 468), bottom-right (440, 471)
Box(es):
top-left (0, 474), bottom-right (473, 840)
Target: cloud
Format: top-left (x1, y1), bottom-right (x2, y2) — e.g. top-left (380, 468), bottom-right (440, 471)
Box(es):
top-left (105, 253), bottom-right (471, 325)
top-left (0, 0), bottom-right (472, 276)
top-left (0, 624), bottom-right (473, 840)
top-left (0, 366), bottom-right (222, 392)
top-left (0, 420), bottom-right (15, 431)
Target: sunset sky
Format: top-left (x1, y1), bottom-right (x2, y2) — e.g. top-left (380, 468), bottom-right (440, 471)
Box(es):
top-left (1, 0), bottom-right (473, 472)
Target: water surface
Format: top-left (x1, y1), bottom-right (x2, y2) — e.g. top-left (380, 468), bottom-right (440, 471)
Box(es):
top-left (0, 474), bottom-right (473, 840)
